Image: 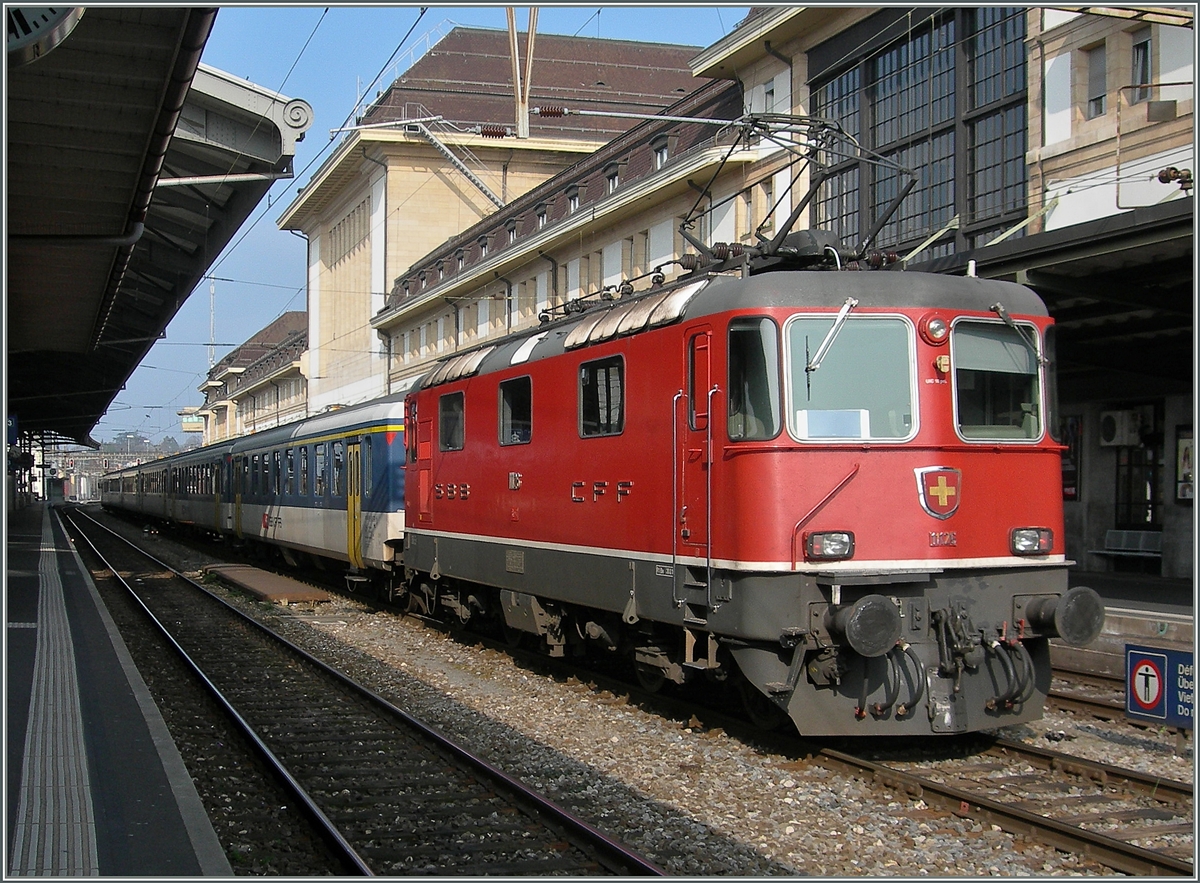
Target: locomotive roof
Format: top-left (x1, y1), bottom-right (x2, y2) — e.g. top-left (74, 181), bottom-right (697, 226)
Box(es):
top-left (416, 269), bottom-right (1047, 390)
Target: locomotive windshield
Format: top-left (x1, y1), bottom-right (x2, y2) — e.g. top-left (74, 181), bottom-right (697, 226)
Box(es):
top-left (952, 320), bottom-right (1043, 440)
top-left (785, 316), bottom-right (915, 441)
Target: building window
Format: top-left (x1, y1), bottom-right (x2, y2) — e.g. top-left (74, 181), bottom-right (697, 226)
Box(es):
top-left (651, 135), bottom-right (671, 170)
top-left (478, 236), bottom-right (488, 258)
top-left (1087, 43), bottom-right (1107, 118)
top-left (536, 205), bottom-right (548, 228)
top-left (579, 355), bottom-right (624, 437)
top-left (606, 166), bottom-right (620, 193)
top-left (499, 376), bottom-right (532, 445)
top-left (437, 261), bottom-right (445, 281)
top-left (566, 185), bottom-right (581, 213)
top-left (1131, 27), bottom-right (1151, 103)
top-left (456, 250), bottom-right (465, 271)
top-left (810, 7), bottom-right (1026, 256)
top-left (507, 220), bottom-right (518, 244)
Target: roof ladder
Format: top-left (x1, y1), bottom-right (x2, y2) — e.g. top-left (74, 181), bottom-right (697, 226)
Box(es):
top-left (407, 121), bottom-right (504, 209)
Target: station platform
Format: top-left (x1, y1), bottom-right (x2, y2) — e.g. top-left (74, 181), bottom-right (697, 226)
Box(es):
top-left (5, 502), bottom-right (230, 876)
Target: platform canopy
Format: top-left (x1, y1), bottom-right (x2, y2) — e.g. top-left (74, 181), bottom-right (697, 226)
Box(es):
top-left (6, 7), bottom-right (312, 446)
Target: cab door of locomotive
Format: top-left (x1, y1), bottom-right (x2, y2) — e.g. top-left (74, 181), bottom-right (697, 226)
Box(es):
top-left (346, 440), bottom-right (364, 569)
top-left (414, 402), bottom-right (434, 524)
top-left (678, 326), bottom-right (714, 561)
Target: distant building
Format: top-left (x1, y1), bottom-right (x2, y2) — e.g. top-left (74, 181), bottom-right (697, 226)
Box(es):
top-left (197, 312), bottom-right (308, 444)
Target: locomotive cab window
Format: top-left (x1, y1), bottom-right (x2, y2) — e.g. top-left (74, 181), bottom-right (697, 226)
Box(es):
top-left (439, 392), bottom-right (465, 452)
top-left (579, 355), bottom-right (624, 437)
top-left (952, 319), bottom-right (1042, 440)
top-left (728, 318), bottom-right (781, 440)
top-left (499, 376), bottom-right (532, 445)
top-left (786, 315), bottom-right (915, 441)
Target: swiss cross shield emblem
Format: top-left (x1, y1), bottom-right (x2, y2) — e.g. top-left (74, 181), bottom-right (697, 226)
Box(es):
top-left (916, 467), bottom-right (961, 520)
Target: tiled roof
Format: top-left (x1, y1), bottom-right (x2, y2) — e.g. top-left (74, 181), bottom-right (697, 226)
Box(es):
top-left (362, 26), bottom-right (703, 140)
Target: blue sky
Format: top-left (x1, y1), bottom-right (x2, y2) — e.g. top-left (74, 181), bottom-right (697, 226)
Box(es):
top-left (95, 5), bottom-right (750, 443)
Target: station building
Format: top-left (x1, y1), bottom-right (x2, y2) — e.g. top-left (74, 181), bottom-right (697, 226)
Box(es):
top-left (203, 8), bottom-right (1194, 580)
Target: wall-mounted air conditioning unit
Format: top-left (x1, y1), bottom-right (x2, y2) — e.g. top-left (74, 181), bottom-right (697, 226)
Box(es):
top-left (1099, 410), bottom-right (1141, 446)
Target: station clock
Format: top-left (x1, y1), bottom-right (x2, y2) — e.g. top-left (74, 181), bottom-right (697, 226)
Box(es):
top-left (7, 7), bottom-right (84, 67)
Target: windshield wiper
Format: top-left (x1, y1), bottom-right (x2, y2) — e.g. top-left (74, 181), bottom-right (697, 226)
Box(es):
top-left (807, 297), bottom-right (858, 374)
top-left (990, 302), bottom-right (1048, 366)
top-left (806, 297), bottom-right (858, 400)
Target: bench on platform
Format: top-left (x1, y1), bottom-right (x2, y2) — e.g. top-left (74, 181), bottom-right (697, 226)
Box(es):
top-left (1090, 529), bottom-right (1163, 559)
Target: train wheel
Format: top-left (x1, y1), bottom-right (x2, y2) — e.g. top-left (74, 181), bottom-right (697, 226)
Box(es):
top-left (739, 679), bottom-right (787, 730)
top-left (501, 620), bottom-right (527, 649)
top-left (634, 661), bottom-right (667, 693)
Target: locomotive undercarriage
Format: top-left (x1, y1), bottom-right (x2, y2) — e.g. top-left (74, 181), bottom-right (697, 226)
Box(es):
top-left (400, 532), bottom-right (1103, 736)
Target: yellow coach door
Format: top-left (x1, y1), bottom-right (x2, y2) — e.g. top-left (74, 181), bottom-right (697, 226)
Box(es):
top-left (347, 441), bottom-right (364, 568)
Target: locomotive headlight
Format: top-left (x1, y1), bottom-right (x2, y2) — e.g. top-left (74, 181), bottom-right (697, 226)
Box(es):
top-left (1010, 527), bottom-right (1053, 555)
top-left (806, 531), bottom-right (855, 560)
top-left (919, 314), bottom-right (949, 345)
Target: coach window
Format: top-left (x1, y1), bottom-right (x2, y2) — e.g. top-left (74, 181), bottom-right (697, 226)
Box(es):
top-left (579, 355), bottom-right (624, 437)
top-left (499, 376), bottom-right (532, 445)
top-left (439, 391), bottom-right (465, 451)
top-left (251, 454), bottom-right (260, 495)
top-left (273, 450), bottom-right (282, 495)
top-left (728, 318), bottom-right (781, 440)
top-left (952, 319), bottom-right (1042, 440)
top-left (300, 447), bottom-right (309, 496)
top-left (362, 436), bottom-right (373, 496)
top-left (285, 448), bottom-right (295, 495)
top-left (315, 443), bottom-right (327, 497)
top-left (786, 316), bottom-right (914, 441)
top-left (332, 440), bottom-right (345, 496)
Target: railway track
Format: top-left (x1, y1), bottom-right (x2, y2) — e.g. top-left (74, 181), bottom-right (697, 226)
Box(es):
top-left (82, 505), bottom-right (1193, 874)
top-left (63, 508), bottom-right (663, 876)
top-left (843, 736), bottom-right (1193, 876)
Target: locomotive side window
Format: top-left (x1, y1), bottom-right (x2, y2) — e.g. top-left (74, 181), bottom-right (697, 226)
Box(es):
top-left (439, 392), bottom-right (466, 451)
top-left (728, 318), bottom-right (781, 440)
top-left (953, 320), bottom-right (1042, 440)
top-left (785, 316), bottom-right (914, 441)
top-left (579, 356), bottom-right (624, 437)
top-left (1044, 326), bottom-right (1061, 442)
top-left (499, 376), bottom-right (532, 445)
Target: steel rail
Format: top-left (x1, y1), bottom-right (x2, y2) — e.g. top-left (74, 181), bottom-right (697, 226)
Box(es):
top-left (987, 737), bottom-right (1193, 803)
top-left (62, 508), bottom-right (374, 876)
top-left (69, 508), bottom-right (665, 877)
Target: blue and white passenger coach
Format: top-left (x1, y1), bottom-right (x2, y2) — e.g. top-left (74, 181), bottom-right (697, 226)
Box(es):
top-left (102, 395), bottom-right (408, 579)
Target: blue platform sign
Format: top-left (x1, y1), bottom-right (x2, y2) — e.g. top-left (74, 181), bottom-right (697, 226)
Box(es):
top-left (1126, 644), bottom-right (1193, 729)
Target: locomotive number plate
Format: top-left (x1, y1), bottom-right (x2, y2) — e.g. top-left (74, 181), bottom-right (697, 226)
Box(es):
top-left (929, 531), bottom-right (957, 547)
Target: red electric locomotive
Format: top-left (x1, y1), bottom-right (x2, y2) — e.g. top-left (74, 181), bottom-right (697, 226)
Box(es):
top-left (400, 119), bottom-right (1103, 736)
